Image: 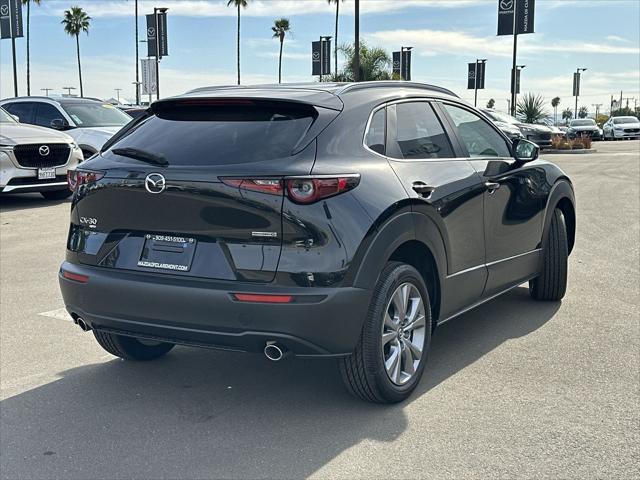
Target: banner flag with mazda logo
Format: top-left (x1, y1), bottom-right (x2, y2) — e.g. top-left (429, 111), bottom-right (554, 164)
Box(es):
top-left (311, 39), bottom-right (331, 76)
top-left (392, 51), bottom-right (412, 81)
top-left (497, 0), bottom-right (535, 36)
top-left (0, 0), bottom-right (23, 40)
top-left (146, 12), bottom-right (168, 58)
top-left (467, 62), bottom-right (486, 90)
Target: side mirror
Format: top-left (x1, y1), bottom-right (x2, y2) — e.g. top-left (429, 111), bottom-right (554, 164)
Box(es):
top-left (11, 114), bottom-right (20, 122)
top-left (513, 138), bottom-right (539, 162)
top-left (50, 118), bottom-right (70, 130)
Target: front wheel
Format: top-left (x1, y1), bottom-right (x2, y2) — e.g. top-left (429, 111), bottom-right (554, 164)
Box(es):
top-left (93, 330), bottom-right (175, 361)
top-left (340, 262), bottom-right (432, 403)
top-left (529, 208), bottom-right (568, 301)
top-left (41, 189), bottom-right (73, 200)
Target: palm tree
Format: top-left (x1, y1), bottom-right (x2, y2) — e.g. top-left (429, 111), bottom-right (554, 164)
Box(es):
top-left (228, 0), bottom-right (248, 85)
top-left (562, 108), bottom-right (573, 125)
top-left (22, 0), bottom-right (41, 96)
top-left (551, 97), bottom-right (561, 126)
top-left (336, 41), bottom-right (390, 82)
top-left (61, 6), bottom-right (91, 97)
top-left (486, 98), bottom-right (495, 109)
top-left (516, 93), bottom-right (549, 124)
top-left (578, 106), bottom-right (589, 119)
top-left (327, 0), bottom-right (342, 75)
top-left (272, 18), bottom-right (290, 84)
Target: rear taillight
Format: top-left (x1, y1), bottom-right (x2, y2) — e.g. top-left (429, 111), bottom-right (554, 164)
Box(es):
top-left (67, 169), bottom-right (105, 192)
top-left (221, 175), bottom-right (360, 204)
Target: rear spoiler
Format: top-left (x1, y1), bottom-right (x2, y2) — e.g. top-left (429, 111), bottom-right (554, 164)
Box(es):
top-left (156, 87), bottom-right (344, 112)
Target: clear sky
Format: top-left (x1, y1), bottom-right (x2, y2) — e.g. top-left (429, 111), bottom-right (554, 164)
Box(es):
top-left (1, 0), bottom-right (638, 115)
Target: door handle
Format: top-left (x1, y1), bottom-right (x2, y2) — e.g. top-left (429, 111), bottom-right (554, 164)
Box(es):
top-left (485, 181), bottom-right (501, 194)
top-left (412, 182), bottom-right (435, 198)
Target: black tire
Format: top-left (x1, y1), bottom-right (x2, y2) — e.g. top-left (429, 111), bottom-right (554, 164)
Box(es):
top-left (40, 189), bottom-right (73, 200)
top-left (529, 208), bottom-right (568, 301)
top-left (93, 330), bottom-right (174, 361)
top-left (339, 262), bottom-right (433, 403)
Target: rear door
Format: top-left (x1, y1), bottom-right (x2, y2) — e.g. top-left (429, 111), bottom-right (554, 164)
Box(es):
top-left (439, 102), bottom-right (547, 296)
top-left (71, 99), bottom-right (328, 283)
top-left (3, 101), bottom-right (37, 124)
top-left (378, 100), bottom-right (487, 318)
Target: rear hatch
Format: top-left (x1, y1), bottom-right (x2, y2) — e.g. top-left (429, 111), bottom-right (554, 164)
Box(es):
top-left (70, 95), bottom-right (341, 282)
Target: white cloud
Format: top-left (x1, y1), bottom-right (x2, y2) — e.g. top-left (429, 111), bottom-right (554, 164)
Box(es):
top-left (39, 0), bottom-right (480, 18)
top-left (367, 29), bottom-right (640, 58)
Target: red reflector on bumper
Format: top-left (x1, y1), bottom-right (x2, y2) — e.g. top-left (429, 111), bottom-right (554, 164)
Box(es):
top-left (232, 293), bottom-right (294, 303)
top-left (62, 270), bottom-right (89, 283)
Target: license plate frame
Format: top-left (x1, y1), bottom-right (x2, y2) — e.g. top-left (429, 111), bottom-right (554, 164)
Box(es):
top-left (137, 234), bottom-right (197, 272)
top-left (38, 168), bottom-right (56, 180)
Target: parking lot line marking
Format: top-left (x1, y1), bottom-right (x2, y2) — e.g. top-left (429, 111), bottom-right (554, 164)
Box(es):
top-left (39, 308), bottom-right (73, 322)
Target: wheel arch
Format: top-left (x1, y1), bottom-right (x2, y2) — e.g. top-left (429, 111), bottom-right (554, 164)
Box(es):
top-left (351, 210), bottom-right (447, 324)
top-left (543, 179), bottom-right (576, 254)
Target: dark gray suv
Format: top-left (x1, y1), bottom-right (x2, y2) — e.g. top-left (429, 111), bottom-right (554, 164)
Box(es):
top-left (59, 82), bottom-right (575, 403)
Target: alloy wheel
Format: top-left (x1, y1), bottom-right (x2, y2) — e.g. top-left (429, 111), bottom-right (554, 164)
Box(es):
top-left (381, 282), bottom-right (427, 386)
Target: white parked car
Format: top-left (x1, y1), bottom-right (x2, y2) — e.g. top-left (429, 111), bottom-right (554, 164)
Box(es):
top-left (0, 107), bottom-right (83, 199)
top-left (0, 96), bottom-right (132, 159)
top-left (602, 116), bottom-right (640, 140)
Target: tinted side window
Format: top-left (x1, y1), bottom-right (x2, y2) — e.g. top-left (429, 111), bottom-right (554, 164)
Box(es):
top-left (35, 103), bottom-right (64, 127)
top-left (443, 104), bottom-right (511, 158)
top-left (389, 102), bottom-right (453, 160)
top-left (365, 108), bottom-right (386, 155)
top-left (3, 102), bottom-right (36, 124)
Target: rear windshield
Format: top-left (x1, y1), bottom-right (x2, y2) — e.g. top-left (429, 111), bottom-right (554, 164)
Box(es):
top-left (107, 102), bottom-right (316, 165)
top-left (571, 119), bottom-right (596, 126)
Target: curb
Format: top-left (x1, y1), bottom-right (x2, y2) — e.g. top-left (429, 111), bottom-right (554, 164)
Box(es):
top-left (541, 149), bottom-right (597, 155)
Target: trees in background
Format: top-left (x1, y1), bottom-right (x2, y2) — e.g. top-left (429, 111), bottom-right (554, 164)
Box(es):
top-left (333, 41), bottom-right (390, 82)
top-left (551, 97), bottom-right (561, 125)
top-left (61, 6), bottom-right (91, 97)
top-left (516, 93), bottom-right (548, 124)
top-left (228, 0), bottom-right (248, 85)
top-left (272, 18), bottom-right (290, 84)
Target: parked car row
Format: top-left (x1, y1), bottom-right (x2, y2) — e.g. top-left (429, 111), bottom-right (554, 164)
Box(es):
top-left (481, 109), bottom-right (554, 148)
top-left (602, 116), bottom-right (640, 140)
top-left (0, 97), bottom-right (135, 199)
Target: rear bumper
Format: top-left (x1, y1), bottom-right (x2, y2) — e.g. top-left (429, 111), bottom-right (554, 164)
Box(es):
top-left (58, 261), bottom-right (371, 357)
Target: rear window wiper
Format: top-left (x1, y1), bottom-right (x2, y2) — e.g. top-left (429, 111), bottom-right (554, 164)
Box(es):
top-left (111, 147), bottom-right (168, 167)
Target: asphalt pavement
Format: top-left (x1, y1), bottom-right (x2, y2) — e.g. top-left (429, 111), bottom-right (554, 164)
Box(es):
top-left (1, 140), bottom-right (638, 479)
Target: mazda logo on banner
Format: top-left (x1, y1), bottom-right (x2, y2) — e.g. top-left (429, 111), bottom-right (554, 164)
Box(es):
top-left (500, 0), bottom-right (514, 11)
top-left (146, 12), bottom-right (168, 58)
top-left (467, 62), bottom-right (486, 90)
top-left (311, 39), bottom-right (330, 76)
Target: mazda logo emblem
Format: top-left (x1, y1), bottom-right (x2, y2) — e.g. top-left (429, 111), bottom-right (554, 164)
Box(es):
top-left (312, 52), bottom-right (320, 60)
top-left (0, 5), bottom-right (8, 16)
top-left (147, 27), bottom-right (155, 37)
top-left (38, 145), bottom-right (50, 156)
top-left (500, 0), bottom-right (514, 10)
top-left (145, 173), bottom-right (166, 194)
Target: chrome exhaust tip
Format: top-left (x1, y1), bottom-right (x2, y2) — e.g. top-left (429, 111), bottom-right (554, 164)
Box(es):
top-left (264, 342), bottom-right (287, 361)
top-left (76, 317), bottom-right (90, 332)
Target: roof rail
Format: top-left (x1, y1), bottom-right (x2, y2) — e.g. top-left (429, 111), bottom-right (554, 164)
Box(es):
top-left (336, 81), bottom-right (459, 98)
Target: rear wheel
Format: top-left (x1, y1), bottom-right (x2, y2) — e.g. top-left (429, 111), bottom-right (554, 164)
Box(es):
top-left (340, 262), bottom-right (432, 403)
top-left (93, 330), bottom-right (174, 361)
top-left (529, 208), bottom-right (568, 301)
top-left (40, 189), bottom-right (72, 200)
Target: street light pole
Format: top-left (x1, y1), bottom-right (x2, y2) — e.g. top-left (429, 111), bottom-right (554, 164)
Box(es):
top-left (153, 7), bottom-right (168, 100)
top-left (514, 64), bottom-right (525, 114)
top-left (354, 0), bottom-right (360, 82)
top-left (63, 86), bottom-right (76, 96)
top-left (473, 58), bottom-right (487, 108)
top-left (509, 0), bottom-right (518, 116)
top-left (115, 88), bottom-right (122, 104)
top-left (574, 67), bottom-right (587, 119)
top-left (40, 88), bottom-right (53, 97)
top-left (135, 0), bottom-right (140, 105)
top-left (400, 46), bottom-right (413, 81)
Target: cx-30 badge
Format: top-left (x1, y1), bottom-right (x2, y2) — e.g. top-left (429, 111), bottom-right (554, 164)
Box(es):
top-left (145, 173), bottom-right (166, 194)
top-left (39, 145), bottom-right (50, 156)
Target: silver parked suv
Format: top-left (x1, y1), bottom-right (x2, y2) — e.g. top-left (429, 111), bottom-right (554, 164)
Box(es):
top-left (0, 107), bottom-right (83, 199)
top-left (0, 96), bottom-right (132, 159)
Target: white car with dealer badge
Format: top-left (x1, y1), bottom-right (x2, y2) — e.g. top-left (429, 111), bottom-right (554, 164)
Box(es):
top-left (0, 107), bottom-right (83, 200)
